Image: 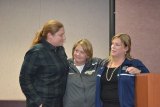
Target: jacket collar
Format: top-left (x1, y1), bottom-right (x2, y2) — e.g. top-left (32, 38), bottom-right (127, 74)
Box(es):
top-left (40, 38), bottom-right (59, 51)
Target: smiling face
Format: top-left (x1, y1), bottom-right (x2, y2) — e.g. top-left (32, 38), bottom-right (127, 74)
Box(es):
top-left (72, 39), bottom-right (93, 66)
top-left (110, 38), bottom-right (128, 58)
top-left (73, 45), bottom-right (88, 66)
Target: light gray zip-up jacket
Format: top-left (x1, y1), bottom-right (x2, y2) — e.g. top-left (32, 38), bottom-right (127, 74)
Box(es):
top-left (63, 58), bottom-right (105, 107)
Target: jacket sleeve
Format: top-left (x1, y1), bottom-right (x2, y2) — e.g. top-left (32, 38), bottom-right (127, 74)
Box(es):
top-left (132, 59), bottom-right (149, 73)
top-left (19, 50), bottom-right (42, 106)
top-left (93, 57), bottom-right (108, 67)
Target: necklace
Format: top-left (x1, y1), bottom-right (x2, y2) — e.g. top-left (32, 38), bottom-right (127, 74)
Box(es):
top-left (106, 63), bottom-right (118, 81)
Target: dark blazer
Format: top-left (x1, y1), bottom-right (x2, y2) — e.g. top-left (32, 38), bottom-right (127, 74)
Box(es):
top-left (19, 39), bottom-right (69, 107)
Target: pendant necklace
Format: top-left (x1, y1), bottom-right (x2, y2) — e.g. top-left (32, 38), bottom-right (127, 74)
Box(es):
top-left (106, 62), bottom-right (118, 81)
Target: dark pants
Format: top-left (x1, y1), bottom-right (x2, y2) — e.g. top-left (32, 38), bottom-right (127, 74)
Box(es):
top-left (26, 98), bottom-right (63, 107)
top-left (42, 98), bottom-right (63, 107)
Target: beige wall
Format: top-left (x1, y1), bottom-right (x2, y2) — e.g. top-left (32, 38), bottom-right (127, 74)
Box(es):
top-left (1, 0), bottom-right (159, 101)
top-left (115, 0), bottom-right (160, 73)
top-left (0, 0), bottom-right (110, 100)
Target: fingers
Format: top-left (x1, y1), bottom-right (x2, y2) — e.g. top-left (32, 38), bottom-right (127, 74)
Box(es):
top-left (126, 67), bottom-right (141, 74)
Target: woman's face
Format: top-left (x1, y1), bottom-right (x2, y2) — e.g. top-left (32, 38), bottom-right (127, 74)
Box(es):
top-left (48, 27), bottom-right (66, 46)
top-left (73, 45), bottom-right (88, 66)
top-left (110, 38), bottom-right (128, 58)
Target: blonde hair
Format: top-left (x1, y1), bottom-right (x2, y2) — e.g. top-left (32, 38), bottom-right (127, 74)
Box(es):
top-left (31, 19), bottom-right (63, 47)
top-left (72, 39), bottom-right (93, 61)
top-left (108, 33), bottom-right (132, 61)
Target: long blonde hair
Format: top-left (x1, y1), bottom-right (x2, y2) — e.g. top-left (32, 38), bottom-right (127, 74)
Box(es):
top-left (31, 19), bottom-right (63, 47)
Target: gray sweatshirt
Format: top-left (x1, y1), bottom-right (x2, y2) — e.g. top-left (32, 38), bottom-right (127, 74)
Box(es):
top-left (63, 58), bottom-right (105, 107)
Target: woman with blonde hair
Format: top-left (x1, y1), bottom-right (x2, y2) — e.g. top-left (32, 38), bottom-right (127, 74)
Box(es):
top-left (63, 39), bottom-right (104, 107)
top-left (96, 33), bottom-right (149, 107)
top-left (19, 19), bottom-right (69, 107)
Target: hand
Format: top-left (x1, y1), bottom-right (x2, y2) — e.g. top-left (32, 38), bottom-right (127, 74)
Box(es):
top-left (126, 67), bottom-right (141, 74)
top-left (39, 104), bottom-right (42, 107)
